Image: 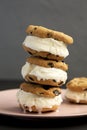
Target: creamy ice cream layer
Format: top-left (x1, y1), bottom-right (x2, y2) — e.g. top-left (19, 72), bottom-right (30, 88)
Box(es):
top-left (23, 36), bottom-right (69, 58)
top-left (21, 62), bottom-right (67, 83)
top-left (65, 89), bottom-right (87, 103)
top-left (17, 89), bottom-right (63, 112)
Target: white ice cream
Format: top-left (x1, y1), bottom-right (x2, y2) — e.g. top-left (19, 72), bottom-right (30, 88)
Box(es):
top-left (21, 62), bottom-right (67, 83)
top-left (23, 36), bottom-right (69, 58)
top-left (17, 89), bottom-right (63, 112)
top-left (65, 89), bottom-right (87, 103)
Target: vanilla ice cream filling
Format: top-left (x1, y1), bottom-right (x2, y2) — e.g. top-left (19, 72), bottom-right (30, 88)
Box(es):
top-left (23, 36), bottom-right (69, 58)
top-left (65, 89), bottom-right (87, 103)
top-left (21, 62), bottom-right (67, 83)
top-left (17, 89), bottom-right (63, 112)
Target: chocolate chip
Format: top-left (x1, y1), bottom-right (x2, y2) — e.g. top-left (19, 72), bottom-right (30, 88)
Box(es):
top-left (47, 33), bottom-right (52, 38)
top-left (84, 89), bottom-right (87, 91)
top-left (25, 105), bottom-right (28, 109)
top-left (55, 38), bottom-right (58, 41)
top-left (30, 31), bottom-right (32, 34)
top-left (28, 51), bottom-right (32, 55)
top-left (53, 79), bottom-right (56, 82)
top-left (34, 27), bottom-right (37, 30)
top-left (53, 90), bottom-right (60, 96)
top-left (48, 62), bottom-right (54, 67)
top-left (58, 81), bottom-right (63, 86)
top-left (56, 55), bottom-right (59, 57)
top-left (29, 77), bottom-right (34, 81)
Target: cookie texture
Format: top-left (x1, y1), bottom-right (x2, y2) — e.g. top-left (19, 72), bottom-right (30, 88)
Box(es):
top-left (27, 56), bottom-right (68, 71)
top-left (26, 25), bottom-right (73, 44)
top-left (19, 104), bottom-right (59, 113)
top-left (25, 74), bottom-right (64, 87)
top-left (66, 77), bottom-right (87, 92)
top-left (20, 82), bottom-right (61, 98)
top-left (23, 45), bottom-right (64, 61)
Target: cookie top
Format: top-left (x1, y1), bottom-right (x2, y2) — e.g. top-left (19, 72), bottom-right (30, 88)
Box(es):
top-left (27, 56), bottom-right (68, 71)
top-left (26, 25), bottom-right (73, 44)
top-left (66, 77), bottom-right (87, 92)
top-left (20, 82), bottom-right (61, 98)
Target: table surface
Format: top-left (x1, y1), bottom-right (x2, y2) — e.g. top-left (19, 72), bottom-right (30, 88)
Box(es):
top-left (0, 80), bottom-right (87, 130)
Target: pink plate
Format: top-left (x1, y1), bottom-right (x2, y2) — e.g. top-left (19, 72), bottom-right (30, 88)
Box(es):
top-left (0, 88), bottom-right (87, 119)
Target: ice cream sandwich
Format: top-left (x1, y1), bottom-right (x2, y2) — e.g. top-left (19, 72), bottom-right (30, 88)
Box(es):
top-left (23, 25), bottom-right (73, 61)
top-left (21, 56), bottom-right (68, 87)
top-left (65, 77), bottom-right (87, 104)
top-left (17, 82), bottom-right (63, 113)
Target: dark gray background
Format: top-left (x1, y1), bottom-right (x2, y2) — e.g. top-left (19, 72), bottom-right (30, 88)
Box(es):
top-left (0, 0), bottom-right (87, 81)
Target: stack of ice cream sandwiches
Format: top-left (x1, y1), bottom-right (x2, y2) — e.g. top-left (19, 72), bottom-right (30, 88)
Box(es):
top-left (17, 25), bottom-right (73, 113)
